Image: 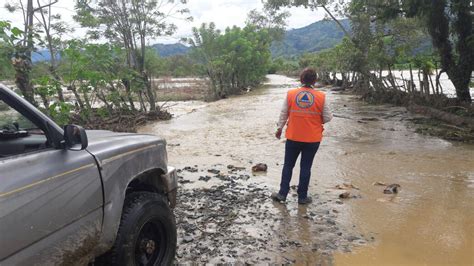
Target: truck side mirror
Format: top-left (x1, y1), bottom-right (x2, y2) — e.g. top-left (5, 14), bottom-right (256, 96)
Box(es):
top-left (64, 125), bottom-right (88, 150)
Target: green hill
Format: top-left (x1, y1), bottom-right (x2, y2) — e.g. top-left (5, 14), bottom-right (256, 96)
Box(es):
top-left (271, 19), bottom-right (351, 58)
top-left (146, 20), bottom-right (351, 59)
top-left (152, 43), bottom-right (190, 57)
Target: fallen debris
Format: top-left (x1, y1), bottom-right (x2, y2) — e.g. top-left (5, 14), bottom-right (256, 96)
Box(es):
top-left (207, 169), bottom-right (220, 174)
top-left (383, 184), bottom-right (401, 194)
top-left (198, 175), bottom-right (212, 182)
top-left (168, 143), bottom-right (181, 147)
top-left (339, 192), bottom-right (351, 199)
top-left (184, 166), bottom-right (199, 173)
top-left (252, 163), bottom-right (268, 172)
top-left (373, 181), bottom-right (387, 186)
top-left (227, 165), bottom-right (246, 171)
top-left (335, 183), bottom-right (360, 190)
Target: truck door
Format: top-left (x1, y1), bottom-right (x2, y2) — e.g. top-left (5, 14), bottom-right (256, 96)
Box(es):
top-left (0, 99), bottom-right (103, 265)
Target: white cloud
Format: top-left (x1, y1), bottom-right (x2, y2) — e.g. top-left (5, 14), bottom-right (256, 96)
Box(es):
top-left (0, 0), bottom-right (326, 44)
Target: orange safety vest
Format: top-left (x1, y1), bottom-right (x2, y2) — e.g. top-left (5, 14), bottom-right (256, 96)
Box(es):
top-left (285, 87), bottom-right (326, 143)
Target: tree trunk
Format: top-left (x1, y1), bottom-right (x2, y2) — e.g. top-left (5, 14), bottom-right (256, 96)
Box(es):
top-left (409, 63), bottom-right (415, 93)
top-left (449, 71), bottom-right (472, 103)
top-left (418, 69), bottom-right (423, 95)
top-left (67, 85), bottom-right (84, 109)
top-left (40, 94), bottom-right (49, 111)
top-left (408, 104), bottom-right (474, 129)
top-left (121, 79), bottom-right (136, 111)
top-left (434, 63), bottom-right (440, 94)
top-left (427, 0), bottom-right (472, 102)
top-left (387, 65), bottom-right (397, 89)
top-left (143, 73), bottom-right (156, 111)
top-left (436, 69), bottom-right (444, 95)
top-left (138, 91), bottom-right (146, 112)
top-left (422, 70), bottom-right (430, 95)
top-left (428, 74), bottom-right (436, 95)
top-left (13, 57), bottom-right (34, 104)
top-left (12, 0), bottom-right (35, 105)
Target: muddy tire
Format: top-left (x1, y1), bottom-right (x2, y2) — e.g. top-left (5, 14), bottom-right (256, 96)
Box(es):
top-left (107, 192), bottom-right (176, 266)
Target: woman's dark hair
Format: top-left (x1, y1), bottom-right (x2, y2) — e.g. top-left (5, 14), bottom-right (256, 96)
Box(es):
top-left (300, 68), bottom-right (317, 87)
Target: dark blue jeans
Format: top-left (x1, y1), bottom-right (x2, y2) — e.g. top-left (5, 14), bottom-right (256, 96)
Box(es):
top-left (279, 139), bottom-right (320, 200)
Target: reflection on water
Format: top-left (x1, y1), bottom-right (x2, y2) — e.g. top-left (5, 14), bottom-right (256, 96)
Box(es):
top-left (140, 75), bottom-right (474, 265)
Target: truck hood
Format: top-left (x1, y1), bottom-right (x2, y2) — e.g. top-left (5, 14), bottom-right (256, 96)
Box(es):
top-left (87, 129), bottom-right (143, 139)
top-left (84, 130), bottom-right (168, 169)
top-left (86, 130), bottom-right (166, 145)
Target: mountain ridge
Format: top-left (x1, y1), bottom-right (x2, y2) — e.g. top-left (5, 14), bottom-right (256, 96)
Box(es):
top-left (271, 19), bottom-right (350, 58)
top-left (30, 19), bottom-right (353, 61)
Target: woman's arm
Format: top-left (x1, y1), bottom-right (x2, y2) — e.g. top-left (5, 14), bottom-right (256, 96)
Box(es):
top-left (322, 98), bottom-right (333, 123)
top-left (275, 95), bottom-right (289, 139)
top-left (277, 95), bottom-right (289, 130)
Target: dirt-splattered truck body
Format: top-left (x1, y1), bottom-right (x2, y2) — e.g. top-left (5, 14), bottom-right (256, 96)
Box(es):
top-left (0, 84), bottom-right (178, 265)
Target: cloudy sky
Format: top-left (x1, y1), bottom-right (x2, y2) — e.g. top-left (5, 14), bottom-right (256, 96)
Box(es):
top-left (1, 0), bottom-right (326, 44)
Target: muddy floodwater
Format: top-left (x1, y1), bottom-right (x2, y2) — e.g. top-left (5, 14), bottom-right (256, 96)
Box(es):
top-left (139, 75), bottom-right (474, 265)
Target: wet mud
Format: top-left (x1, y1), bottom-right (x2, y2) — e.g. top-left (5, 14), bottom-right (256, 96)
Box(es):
top-left (140, 75), bottom-right (474, 265)
top-left (174, 165), bottom-right (369, 264)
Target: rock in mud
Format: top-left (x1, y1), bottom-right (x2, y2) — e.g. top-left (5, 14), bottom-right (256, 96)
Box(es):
top-left (207, 169), bottom-right (220, 174)
top-left (339, 192), bottom-right (351, 199)
top-left (199, 175), bottom-right (212, 182)
top-left (238, 174), bottom-right (250, 181)
top-left (178, 179), bottom-right (193, 185)
top-left (183, 235), bottom-right (194, 243)
top-left (383, 184), bottom-right (401, 194)
top-left (184, 166), bottom-right (198, 173)
top-left (252, 163), bottom-right (268, 172)
top-left (347, 235), bottom-right (360, 242)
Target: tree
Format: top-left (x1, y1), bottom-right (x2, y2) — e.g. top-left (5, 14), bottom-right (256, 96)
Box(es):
top-left (4, 0), bottom-right (59, 104)
top-left (75, 0), bottom-right (192, 111)
top-left (402, 0), bottom-right (472, 102)
top-left (246, 2), bottom-right (290, 41)
top-left (350, 0), bottom-right (473, 102)
top-left (33, 0), bottom-right (71, 102)
top-left (0, 44), bottom-right (15, 80)
top-left (59, 40), bottom-right (137, 113)
top-left (188, 23), bottom-right (272, 99)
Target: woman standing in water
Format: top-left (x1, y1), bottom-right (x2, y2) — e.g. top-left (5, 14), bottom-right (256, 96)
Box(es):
top-left (272, 68), bottom-right (333, 204)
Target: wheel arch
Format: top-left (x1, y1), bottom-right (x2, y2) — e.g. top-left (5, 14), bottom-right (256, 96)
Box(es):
top-left (125, 168), bottom-right (167, 196)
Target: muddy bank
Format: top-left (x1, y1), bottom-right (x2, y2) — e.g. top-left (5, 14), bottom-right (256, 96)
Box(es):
top-left (331, 86), bottom-right (474, 142)
top-left (174, 165), bottom-right (370, 264)
top-left (140, 74), bottom-right (474, 265)
top-left (71, 109), bottom-right (172, 132)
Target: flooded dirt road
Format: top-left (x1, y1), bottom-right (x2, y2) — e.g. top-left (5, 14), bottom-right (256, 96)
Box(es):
top-left (140, 75), bottom-right (474, 265)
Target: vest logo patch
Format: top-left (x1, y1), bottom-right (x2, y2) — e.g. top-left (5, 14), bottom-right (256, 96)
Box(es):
top-left (295, 91), bottom-right (314, 109)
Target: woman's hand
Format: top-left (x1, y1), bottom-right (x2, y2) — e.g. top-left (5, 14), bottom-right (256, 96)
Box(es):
top-left (275, 128), bottom-right (282, 139)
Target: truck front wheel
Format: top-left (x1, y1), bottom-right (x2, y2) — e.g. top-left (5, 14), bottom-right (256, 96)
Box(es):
top-left (109, 192), bottom-right (177, 266)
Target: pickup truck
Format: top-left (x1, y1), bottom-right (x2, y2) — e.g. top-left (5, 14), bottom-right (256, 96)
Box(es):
top-left (0, 84), bottom-right (178, 265)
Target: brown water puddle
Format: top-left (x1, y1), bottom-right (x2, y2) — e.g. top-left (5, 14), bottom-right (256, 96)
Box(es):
top-left (140, 75), bottom-right (474, 265)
